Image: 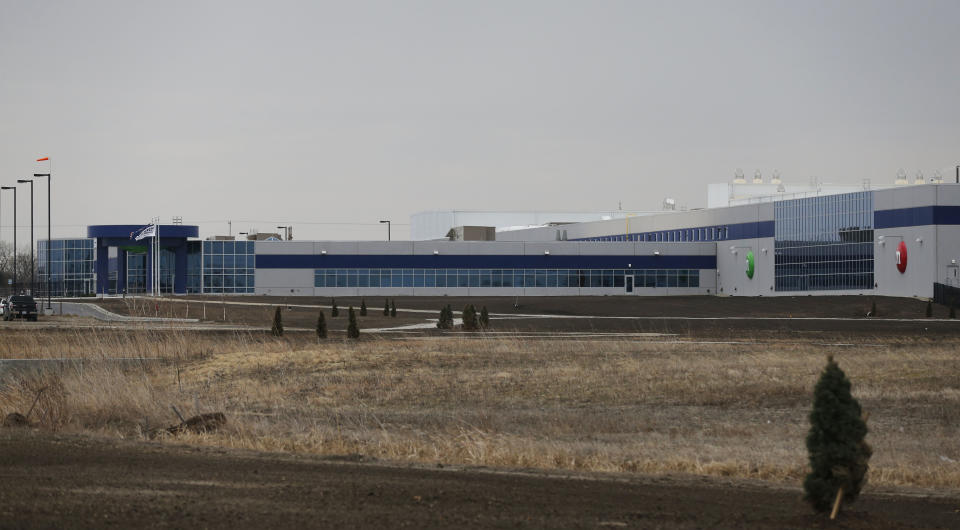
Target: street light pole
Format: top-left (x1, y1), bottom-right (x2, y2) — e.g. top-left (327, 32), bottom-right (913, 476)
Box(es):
top-left (17, 180), bottom-right (34, 294)
top-left (1, 187), bottom-right (17, 293)
top-left (379, 220), bottom-right (391, 241)
top-left (34, 170), bottom-right (51, 309)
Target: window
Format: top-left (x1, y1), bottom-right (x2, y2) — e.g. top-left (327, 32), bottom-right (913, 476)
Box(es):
top-left (203, 238), bottom-right (255, 294)
top-left (774, 191), bottom-right (874, 292)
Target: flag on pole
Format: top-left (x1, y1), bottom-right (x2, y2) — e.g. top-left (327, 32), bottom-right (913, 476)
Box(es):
top-left (36, 157), bottom-right (49, 162)
top-left (134, 225), bottom-right (157, 241)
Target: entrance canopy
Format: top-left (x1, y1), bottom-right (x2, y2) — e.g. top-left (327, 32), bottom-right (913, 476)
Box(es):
top-left (87, 225), bottom-right (199, 294)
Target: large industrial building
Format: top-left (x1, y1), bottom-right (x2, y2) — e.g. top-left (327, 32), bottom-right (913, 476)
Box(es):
top-left (36, 181), bottom-right (960, 299)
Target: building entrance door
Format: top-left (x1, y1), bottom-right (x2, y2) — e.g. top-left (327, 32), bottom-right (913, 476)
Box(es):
top-left (625, 275), bottom-right (634, 294)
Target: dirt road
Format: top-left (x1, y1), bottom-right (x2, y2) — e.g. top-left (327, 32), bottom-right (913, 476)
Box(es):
top-left (1, 430), bottom-right (956, 529)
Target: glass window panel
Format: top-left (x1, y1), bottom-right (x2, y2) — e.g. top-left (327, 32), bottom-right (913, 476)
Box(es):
top-left (656, 271), bottom-right (668, 287)
top-left (589, 270), bottom-right (602, 288)
top-left (532, 269), bottom-right (544, 287)
top-left (546, 269), bottom-right (558, 288)
top-left (515, 270), bottom-right (526, 287)
top-left (614, 270), bottom-right (625, 287)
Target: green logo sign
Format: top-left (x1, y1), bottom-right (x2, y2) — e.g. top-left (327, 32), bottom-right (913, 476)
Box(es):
top-left (745, 250), bottom-right (755, 279)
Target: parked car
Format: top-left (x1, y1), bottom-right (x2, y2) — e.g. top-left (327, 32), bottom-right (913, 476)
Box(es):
top-left (4, 295), bottom-right (38, 321)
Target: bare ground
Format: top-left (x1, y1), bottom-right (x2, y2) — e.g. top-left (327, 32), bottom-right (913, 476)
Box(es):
top-left (1, 429), bottom-right (957, 529)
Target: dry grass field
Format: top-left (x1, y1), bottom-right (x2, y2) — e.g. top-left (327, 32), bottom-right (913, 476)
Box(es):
top-left (2, 329), bottom-right (959, 492)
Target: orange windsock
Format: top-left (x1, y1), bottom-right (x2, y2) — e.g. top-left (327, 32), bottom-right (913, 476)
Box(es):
top-left (36, 157), bottom-right (49, 161)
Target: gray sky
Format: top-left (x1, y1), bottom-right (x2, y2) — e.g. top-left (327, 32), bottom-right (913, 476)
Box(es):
top-left (1, 0), bottom-right (958, 241)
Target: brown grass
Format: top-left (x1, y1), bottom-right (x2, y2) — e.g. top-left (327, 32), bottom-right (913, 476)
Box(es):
top-left (2, 332), bottom-right (959, 490)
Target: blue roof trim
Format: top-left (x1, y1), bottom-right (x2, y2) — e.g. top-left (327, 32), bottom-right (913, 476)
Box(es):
top-left (255, 254), bottom-right (717, 270)
top-left (87, 225), bottom-right (199, 239)
top-left (874, 206), bottom-right (960, 229)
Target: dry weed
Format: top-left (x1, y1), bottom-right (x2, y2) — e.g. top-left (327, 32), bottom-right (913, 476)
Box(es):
top-left (1, 333), bottom-right (958, 490)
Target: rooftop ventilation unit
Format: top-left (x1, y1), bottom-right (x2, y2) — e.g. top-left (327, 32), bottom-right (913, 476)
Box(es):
top-left (733, 168), bottom-right (746, 184)
top-left (895, 168), bottom-right (909, 186)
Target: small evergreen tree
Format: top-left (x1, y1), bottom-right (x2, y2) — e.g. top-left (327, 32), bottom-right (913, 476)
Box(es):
top-left (925, 300), bottom-right (933, 318)
top-left (316, 310), bottom-right (327, 339)
top-left (347, 306), bottom-right (360, 339)
top-left (870, 300), bottom-right (877, 317)
top-left (804, 356), bottom-right (872, 515)
top-left (462, 304), bottom-right (478, 331)
top-left (479, 306), bottom-right (490, 329)
top-left (331, 298), bottom-right (339, 318)
top-left (360, 299), bottom-right (367, 316)
top-left (271, 306), bottom-right (284, 337)
top-left (437, 305), bottom-right (453, 330)
top-left (383, 299), bottom-right (390, 316)
top-left (390, 299), bottom-right (397, 317)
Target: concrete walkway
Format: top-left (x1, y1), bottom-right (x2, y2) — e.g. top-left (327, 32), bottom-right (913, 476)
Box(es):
top-left (57, 302), bottom-right (199, 323)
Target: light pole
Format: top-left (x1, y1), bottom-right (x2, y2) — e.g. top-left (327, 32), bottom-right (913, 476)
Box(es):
top-left (17, 179), bottom-right (34, 294)
top-left (1, 187), bottom-right (16, 293)
top-left (379, 220), bottom-right (391, 241)
top-left (34, 168), bottom-right (51, 309)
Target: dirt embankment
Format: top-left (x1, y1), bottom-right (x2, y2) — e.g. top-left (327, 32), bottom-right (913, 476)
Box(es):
top-left (0, 430), bottom-right (956, 530)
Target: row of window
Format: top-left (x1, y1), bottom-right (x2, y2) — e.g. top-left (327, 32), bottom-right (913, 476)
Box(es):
top-left (775, 273), bottom-right (874, 292)
top-left (774, 191), bottom-right (875, 292)
top-left (204, 275), bottom-right (255, 289)
top-left (313, 268), bottom-right (701, 289)
top-left (202, 240), bottom-right (255, 255)
top-left (583, 226), bottom-right (731, 243)
top-left (775, 192), bottom-right (873, 242)
top-left (203, 254), bottom-right (256, 269)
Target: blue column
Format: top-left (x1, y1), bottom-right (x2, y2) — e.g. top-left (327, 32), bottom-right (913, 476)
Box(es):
top-left (96, 240), bottom-right (110, 294)
top-left (117, 249), bottom-right (127, 295)
top-left (174, 243), bottom-right (187, 294)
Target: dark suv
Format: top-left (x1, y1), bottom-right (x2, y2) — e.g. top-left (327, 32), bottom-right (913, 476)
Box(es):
top-left (4, 295), bottom-right (38, 321)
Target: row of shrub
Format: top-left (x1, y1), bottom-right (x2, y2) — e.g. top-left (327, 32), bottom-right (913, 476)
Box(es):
top-left (326, 298), bottom-right (397, 318)
top-left (271, 301), bottom-right (492, 339)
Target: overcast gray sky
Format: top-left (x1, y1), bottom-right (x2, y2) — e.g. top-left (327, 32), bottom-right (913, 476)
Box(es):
top-left (1, 0), bottom-right (958, 241)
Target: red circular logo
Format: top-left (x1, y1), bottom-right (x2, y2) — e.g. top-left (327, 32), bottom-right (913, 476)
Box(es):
top-left (896, 241), bottom-right (907, 274)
